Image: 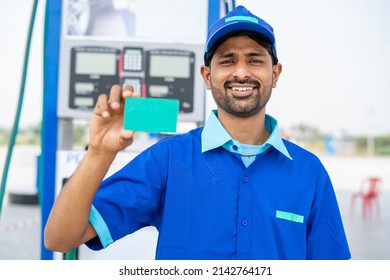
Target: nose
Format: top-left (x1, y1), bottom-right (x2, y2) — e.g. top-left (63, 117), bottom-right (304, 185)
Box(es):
top-left (233, 60), bottom-right (251, 80)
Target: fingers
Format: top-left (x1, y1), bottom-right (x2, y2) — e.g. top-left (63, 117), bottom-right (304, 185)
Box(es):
top-left (94, 85), bottom-right (122, 118)
top-left (108, 84), bottom-right (123, 110)
top-left (94, 94), bottom-right (110, 118)
top-left (122, 83), bottom-right (141, 98)
top-left (94, 84), bottom-right (141, 118)
top-left (108, 84), bottom-right (140, 110)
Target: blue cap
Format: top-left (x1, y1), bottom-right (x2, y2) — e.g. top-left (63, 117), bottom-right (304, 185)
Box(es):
top-left (205, 5), bottom-right (277, 61)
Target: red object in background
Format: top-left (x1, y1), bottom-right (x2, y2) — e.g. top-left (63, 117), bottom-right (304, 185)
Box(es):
top-left (350, 177), bottom-right (382, 218)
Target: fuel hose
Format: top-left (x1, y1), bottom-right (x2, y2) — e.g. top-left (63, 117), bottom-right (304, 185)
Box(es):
top-left (0, 0), bottom-right (39, 220)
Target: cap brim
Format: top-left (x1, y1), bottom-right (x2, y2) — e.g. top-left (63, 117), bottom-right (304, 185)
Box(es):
top-left (205, 21), bottom-right (275, 52)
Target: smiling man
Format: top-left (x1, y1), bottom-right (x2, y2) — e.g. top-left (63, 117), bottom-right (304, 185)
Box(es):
top-left (44, 5), bottom-right (351, 260)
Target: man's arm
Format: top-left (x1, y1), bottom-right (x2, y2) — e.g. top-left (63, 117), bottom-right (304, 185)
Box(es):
top-left (44, 150), bottom-right (115, 252)
top-left (44, 84), bottom-right (138, 253)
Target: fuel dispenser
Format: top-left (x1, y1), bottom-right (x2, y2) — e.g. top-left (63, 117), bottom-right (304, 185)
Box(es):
top-left (49, 0), bottom-right (210, 260)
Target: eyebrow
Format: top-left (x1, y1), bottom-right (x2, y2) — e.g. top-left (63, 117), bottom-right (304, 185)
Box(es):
top-left (217, 51), bottom-right (268, 59)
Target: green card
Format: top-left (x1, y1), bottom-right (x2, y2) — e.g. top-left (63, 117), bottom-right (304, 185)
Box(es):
top-left (124, 98), bottom-right (179, 133)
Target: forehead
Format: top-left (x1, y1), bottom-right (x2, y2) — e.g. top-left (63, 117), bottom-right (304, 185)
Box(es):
top-left (215, 35), bottom-right (269, 55)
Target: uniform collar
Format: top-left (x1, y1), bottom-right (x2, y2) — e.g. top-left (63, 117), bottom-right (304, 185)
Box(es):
top-left (201, 110), bottom-right (292, 160)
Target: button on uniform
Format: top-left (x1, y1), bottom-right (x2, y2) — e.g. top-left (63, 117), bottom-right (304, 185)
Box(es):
top-left (237, 171), bottom-right (251, 258)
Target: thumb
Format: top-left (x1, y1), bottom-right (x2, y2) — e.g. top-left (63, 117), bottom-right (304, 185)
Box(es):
top-left (119, 129), bottom-right (135, 148)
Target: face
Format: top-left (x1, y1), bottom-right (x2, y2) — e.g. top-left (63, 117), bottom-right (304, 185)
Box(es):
top-left (201, 36), bottom-right (282, 118)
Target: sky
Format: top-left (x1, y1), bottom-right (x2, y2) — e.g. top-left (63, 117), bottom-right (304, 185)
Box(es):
top-left (0, 0), bottom-right (389, 137)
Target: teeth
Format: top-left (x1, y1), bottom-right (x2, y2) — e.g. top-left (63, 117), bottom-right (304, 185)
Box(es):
top-left (232, 87), bottom-right (253, 92)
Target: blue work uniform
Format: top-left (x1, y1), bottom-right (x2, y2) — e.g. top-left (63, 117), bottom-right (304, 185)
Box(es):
top-left (86, 111), bottom-right (351, 260)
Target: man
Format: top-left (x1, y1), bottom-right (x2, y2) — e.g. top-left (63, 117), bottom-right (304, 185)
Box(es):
top-left (44, 5), bottom-right (351, 260)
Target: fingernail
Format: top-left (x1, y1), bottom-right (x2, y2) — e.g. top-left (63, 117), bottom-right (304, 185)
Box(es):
top-left (111, 101), bottom-right (120, 109)
top-left (123, 90), bottom-right (132, 97)
top-left (102, 111), bottom-right (110, 118)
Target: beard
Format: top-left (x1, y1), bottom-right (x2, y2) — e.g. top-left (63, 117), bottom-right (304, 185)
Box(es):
top-left (211, 78), bottom-right (272, 118)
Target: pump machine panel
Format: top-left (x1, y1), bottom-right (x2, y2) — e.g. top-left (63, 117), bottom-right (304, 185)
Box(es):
top-left (69, 46), bottom-right (121, 109)
top-left (145, 49), bottom-right (195, 113)
top-left (58, 39), bottom-right (204, 122)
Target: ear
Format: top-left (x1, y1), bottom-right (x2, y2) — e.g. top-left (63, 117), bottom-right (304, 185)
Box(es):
top-left (272, 63), bottom-right (282, 88)
top-left (200, 65), bottom-right (212, 90)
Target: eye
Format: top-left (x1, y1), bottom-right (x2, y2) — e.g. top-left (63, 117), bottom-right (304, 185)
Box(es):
top-left (219, 59), bottom-right (235, 65)
top-left (249, 58), bottom-right (264, 64)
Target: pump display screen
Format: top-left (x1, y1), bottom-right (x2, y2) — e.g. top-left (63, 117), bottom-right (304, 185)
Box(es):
top-left (75, 52), bottom-right (117, 76)
top-left (149, 55), bottom-right (190, 78)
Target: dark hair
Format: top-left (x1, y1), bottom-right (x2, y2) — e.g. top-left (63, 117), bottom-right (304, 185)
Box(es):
top-left (204, 30), bottom-right (278, 66)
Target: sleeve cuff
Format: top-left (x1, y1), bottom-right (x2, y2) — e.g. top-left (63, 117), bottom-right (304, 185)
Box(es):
top-left (89, 204), bottom-right (114, 248)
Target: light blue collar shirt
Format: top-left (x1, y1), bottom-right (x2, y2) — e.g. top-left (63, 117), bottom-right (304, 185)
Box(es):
top-left (201, 110), bottom-right (292, 167)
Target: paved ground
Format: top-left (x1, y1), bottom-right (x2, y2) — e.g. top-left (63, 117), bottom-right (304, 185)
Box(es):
top-left (0, 145), bottom-right (389, 260)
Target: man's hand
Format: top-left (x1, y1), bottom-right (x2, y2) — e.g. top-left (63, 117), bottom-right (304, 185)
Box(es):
top-left (88, 84), bottom-right (140, 157)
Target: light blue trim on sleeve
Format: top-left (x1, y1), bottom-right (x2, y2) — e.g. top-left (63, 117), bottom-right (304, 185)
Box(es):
top-left (89, 205), bottom-right (114, 248)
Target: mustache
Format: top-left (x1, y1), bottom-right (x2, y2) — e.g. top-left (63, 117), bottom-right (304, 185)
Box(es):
top-left (224, 78), bottom-right (260, 89)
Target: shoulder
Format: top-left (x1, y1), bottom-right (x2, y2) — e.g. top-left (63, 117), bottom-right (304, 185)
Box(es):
top-left (283, 138), bottom-right (324, 167)
top-left (281, 139), bottom-right (334, 194)
top-left (283, 139), bottom-right (333, 186)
